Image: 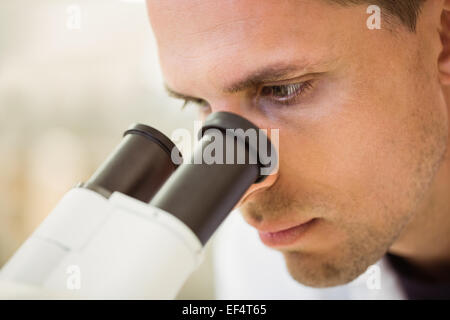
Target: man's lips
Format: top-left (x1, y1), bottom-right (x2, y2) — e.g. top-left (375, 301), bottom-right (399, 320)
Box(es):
top-left (257, 218), bottom-right (318, 247)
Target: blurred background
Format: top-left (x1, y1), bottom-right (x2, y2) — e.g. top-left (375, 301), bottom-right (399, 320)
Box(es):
top-left (0, 0), bottom-right (216, 299)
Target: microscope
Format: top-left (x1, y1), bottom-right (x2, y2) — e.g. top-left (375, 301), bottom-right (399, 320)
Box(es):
top-left (0, 111), bottom-right (277, 299)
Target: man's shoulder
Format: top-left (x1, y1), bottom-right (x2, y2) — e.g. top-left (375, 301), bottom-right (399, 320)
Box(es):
top-left (385, 253), bottom-right (450, 300)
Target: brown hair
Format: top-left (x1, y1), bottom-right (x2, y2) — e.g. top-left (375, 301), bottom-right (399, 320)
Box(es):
top-left (328, 0), bottom-right (426, 31)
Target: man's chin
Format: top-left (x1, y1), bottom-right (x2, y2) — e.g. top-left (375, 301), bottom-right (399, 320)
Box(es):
top-left (281, 250), bottom-right (368, 288)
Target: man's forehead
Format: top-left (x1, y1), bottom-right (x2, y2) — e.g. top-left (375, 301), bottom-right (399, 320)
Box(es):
top-left (146, 0), bottom-right (335, 48)
top-left (146, 0), bottom-right (353, 95)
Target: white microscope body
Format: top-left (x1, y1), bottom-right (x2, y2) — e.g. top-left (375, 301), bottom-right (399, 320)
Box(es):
top-left (0, 188), bottom-right (202, 299)
top-left (0, 112), bottom-right (275, 299)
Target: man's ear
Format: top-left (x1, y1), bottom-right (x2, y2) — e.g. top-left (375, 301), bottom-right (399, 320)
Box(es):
top-left (438, 0), bottom-right (450, 85)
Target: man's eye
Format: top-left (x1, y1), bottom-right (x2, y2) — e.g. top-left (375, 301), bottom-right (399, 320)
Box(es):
top-left (181, 98), bottom-right (211, 114)
top-left (181, 99), bottom-right (209, 109)
top-left (258, 81), bottom-right (313, 106)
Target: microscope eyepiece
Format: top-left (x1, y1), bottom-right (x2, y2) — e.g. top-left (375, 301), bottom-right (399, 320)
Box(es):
top-left (83, 123), bottom-right (181, 203)
top-left (82, 112), bottom-right (277, 245)
top-left (150, 111), bottom-right (278, 244)
top-left (199, 111), bottom-right (276, 183)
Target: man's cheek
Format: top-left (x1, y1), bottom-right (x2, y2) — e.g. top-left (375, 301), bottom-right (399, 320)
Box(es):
top-left (282, 125), bottom-right (369, 191)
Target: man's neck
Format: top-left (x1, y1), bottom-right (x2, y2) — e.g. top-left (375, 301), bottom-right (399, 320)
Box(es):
top-left (388, 87), bottom-right (450, 282)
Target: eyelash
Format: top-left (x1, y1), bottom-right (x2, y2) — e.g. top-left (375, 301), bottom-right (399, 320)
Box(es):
top-left (181, 98), bottom-right (210, 111)
top-left (179, 80), bottom-right (314, 111)
top-left (257, 80), bottom-right (314, 106)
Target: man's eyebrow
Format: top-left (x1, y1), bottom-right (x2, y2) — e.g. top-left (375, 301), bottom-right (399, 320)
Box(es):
top-left (164, 84), bottom-right (199, 102)
top-left (164, 61), bottom-right (323, 99)
top-left (223, 62), bottom-right (316, 94)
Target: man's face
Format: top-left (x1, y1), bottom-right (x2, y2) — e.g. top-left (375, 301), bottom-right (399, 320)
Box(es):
top-left (147, 0), bottom-right (449, 287)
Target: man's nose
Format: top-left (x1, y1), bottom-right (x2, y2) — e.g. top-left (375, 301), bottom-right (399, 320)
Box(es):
top-left (235, 171), bottom-right (279, 209)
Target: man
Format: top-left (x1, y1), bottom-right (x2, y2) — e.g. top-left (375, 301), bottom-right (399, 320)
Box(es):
top-left (146, 0), bottom-right (450, 299)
